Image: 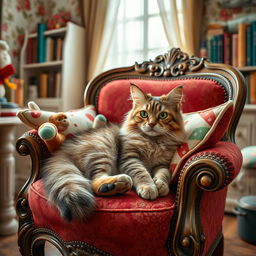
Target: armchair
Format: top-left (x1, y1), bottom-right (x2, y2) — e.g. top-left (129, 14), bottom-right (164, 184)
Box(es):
top-left (16, 48), bottom-right (246, 256)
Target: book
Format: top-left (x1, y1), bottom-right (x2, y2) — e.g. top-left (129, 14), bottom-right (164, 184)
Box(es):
top-left (46, 37), bottom-right (54, 62)
top-left (246, 25), bottom-right (252, 66)
top-left (217, 34), bottom-right (224, 63)
top-left (56, 38), bottom-right (63, 60)
top-left (249, 72), bottom-right (256, 104)
top-left (54, 72), bottom-right (61, 97)
top-left (206, 25), bottom-right (225, 63)
top-left (244, 73), bottom-right (250, 104)
top-left (237, 23), bottom-right (247, 67)
top-left (26, 38), bottom-right (33, 64)
top-left (232, 33), bottom-right (238, 67)
top-left (47, 71), bottom-right (55, 97)
top-left (211, 35), bottom-right (218, 62)
top-left (37, 23), bottom-right (47, 63)
top-left (252, 21), bottom-right (256, 66)
top-left (39, 73), bottom-right (48, 97)
top-left (223, 32), bottom-right (232, 65)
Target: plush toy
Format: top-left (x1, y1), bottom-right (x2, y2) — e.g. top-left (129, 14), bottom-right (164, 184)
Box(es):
top-left (0, 40), bottom-right (19, 115)
top-left (17, 101), bottom-right (107, 152)
top-left (0, 40), bottom-right (16, 97)
top-left (47, 12), bottom-right (71, 30)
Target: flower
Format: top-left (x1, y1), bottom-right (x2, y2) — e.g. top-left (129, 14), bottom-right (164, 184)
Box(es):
top-left (37, 5), bottom-right (46, 17)
top-left (2, 23), bottom-right (8, 32)
top-left (16, 0), bottom-right (31, 12)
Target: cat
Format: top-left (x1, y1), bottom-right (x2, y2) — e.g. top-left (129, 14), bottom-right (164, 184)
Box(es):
top-left (42, 84), bottom-right (186, 221)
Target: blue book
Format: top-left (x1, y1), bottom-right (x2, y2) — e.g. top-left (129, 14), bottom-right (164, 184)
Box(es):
top-left (217, 34), bottom-right (224, 63)
top-left (37, 23), bottom-right (47, 63)
top-left (252, 21), bottom-right (256, 66)
top-left (246, 25), bottom-right (252, 66)
top-left (244, 72), bottom-right (250, 104)
top-left (211, 36), bottom-right (218, 63)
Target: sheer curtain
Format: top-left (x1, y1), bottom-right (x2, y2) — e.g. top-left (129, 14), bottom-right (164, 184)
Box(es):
top-left (157, 0), bottom-right (203, 56)
top-left (82, 0), bottom-right (120, 81)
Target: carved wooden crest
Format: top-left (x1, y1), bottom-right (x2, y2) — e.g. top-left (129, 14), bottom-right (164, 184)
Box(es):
top-left (135, 48), bottom-right (205, 77)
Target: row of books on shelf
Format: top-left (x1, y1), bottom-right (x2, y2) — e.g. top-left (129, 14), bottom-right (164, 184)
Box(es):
top-left (26, 23), bottom-right (64, 64)
top-left (245, 71), bottom-right (256, 104)
top-left (28, 71), bottom-right (61, 99)
top-left (201, 20), bottom-right (256, 67)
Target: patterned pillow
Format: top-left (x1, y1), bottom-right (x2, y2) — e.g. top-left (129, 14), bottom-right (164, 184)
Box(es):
top-left (17, 104), bottom-right (96, 138)
top-left (241, 146), bottom-right (256, 169)
top-left (170, 100), bottom-right (234, 184)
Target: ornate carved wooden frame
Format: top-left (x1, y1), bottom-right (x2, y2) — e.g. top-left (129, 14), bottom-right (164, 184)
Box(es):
top-left (16, 48), bottom-right (246, 256)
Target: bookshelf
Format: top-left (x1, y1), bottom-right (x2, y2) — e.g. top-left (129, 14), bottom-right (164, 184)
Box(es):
top-left (202, 16), bottom-right (256, 108)
top-left (20, 22), bottom-right (86, 112)
top-left (202, 14), bottom-right (256, 213)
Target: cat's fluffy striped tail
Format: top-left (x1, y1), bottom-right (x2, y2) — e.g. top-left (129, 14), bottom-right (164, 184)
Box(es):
top-left (42, 156), bottom-right (95, 221)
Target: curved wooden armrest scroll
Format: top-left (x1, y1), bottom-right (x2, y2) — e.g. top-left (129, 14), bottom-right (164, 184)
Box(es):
top-left (15, 131), bottom-right (49, 255)
top-left (15, 131), bottom-right (49, 221)
top-left (169, 151), bottom-right (233, 256)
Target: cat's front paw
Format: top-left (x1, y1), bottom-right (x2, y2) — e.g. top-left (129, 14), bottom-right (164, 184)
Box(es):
top-left (153, 177), bottom-right (169, 196)
top-left (136, 184), bottom-right (158, 200)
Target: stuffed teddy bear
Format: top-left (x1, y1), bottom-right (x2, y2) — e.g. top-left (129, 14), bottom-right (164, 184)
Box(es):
top-left (18, 101), bottom-right (107, 152)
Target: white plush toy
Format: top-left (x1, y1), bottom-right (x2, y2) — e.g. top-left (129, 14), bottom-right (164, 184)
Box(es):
top-left (0, 40), bottom-right (16, 98)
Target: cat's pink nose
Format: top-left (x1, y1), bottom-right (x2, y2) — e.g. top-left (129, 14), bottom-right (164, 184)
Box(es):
top-left (149, 122), bottom-right (156, 128)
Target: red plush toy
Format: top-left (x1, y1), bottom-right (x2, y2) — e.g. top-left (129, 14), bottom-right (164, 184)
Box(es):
top-left (47, 12), bottom-right (71, 30)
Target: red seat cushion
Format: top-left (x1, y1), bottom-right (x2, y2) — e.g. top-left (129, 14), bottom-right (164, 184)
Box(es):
top-left (29, 180), bottom-right (176, 256)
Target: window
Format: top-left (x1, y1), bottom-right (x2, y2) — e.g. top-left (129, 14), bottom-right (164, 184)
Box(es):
top-left (104, 0), bottom-right (169, 70)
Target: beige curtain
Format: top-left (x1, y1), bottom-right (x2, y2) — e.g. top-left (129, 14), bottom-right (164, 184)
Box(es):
top-left (157, 0), bottom-right (203, 56)
top-left (82, 0), bottom-right (120, 81)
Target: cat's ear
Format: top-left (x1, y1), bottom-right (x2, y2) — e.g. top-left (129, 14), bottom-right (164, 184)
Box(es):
top-left (165, 86), bottom-right (183, 104)
top-left (130, 83), bottom-right (148, 105)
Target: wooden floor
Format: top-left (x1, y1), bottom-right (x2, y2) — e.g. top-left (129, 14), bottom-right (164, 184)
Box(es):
top-left (0, 215), bottom-right (255, 256)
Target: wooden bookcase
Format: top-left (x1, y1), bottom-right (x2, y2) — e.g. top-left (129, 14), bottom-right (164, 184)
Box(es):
top-left (16, 22), bottom-right (86, 191)
top-left (20, 22), bottom-right (86, 112)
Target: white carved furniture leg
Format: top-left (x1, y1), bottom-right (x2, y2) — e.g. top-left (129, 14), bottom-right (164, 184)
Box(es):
top-left (0, 117), bottom-right (19, 235)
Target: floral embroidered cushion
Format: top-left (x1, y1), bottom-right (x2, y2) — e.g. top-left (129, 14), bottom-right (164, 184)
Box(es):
top-left (170, 100), bottom-right (234, 184)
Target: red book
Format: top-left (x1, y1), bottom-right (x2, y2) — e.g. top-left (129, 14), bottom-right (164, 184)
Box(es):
top-left (26, 38), bottom-right (33, 64)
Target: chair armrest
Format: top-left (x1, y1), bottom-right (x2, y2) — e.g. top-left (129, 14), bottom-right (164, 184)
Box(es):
top-left (180, 141), bottom-right (242, 190)
top-left (170, 141), bottom-right (242, 255)
top-left (15, 130), bottom-right (50, 221)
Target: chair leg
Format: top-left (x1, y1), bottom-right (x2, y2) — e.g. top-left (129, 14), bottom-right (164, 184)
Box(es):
top-left (212, 235), bottom-right (224, 256)
top-left (32, 240), bottom-right (46, 256)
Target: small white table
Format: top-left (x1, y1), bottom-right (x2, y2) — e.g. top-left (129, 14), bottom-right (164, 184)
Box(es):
top-left (0, 116), bottom-right (20, 235)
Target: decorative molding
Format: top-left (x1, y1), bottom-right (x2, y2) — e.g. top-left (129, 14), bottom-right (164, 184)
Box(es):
top-left (32, 228), bottom-right (113, 256)
top-left (135, 48), bottom-right (205, 77)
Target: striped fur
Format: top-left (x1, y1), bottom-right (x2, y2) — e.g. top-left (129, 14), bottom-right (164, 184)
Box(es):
top-left (42, 84), bottom-right (185, 220)
top-left (119, 84), bottom-right (185, 200)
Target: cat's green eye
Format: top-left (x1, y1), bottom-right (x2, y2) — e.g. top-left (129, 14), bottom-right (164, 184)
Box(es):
top-left (140, 110), bottom-right (148, 118)
top-left (159, 112), bottom-right (168, 119)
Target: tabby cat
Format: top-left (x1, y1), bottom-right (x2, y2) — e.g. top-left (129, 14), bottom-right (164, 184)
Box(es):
top-left (42, 84), bottom-right (186, 221)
